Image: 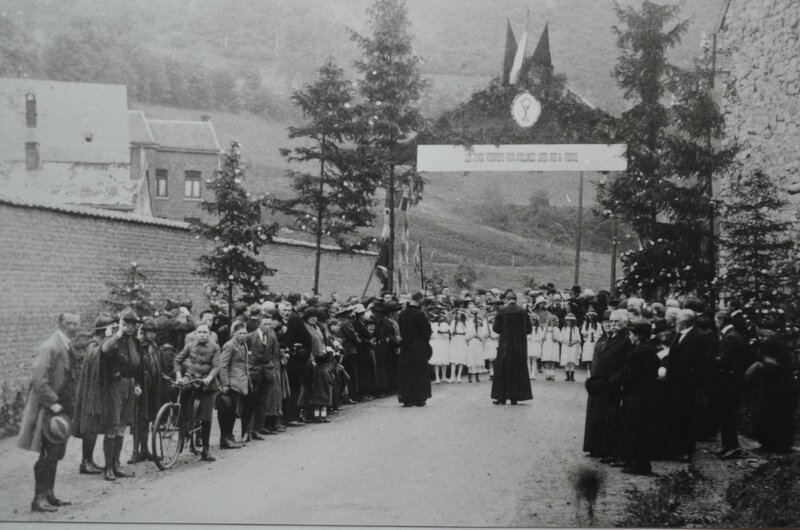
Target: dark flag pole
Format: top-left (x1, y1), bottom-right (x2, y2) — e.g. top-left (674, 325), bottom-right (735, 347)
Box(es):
top-left (362, 266), bottom-right (375, 298)
top-left (419, 241), bottom-right (425, 292)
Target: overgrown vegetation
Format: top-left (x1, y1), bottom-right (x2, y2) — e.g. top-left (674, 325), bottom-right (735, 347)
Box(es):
top-left (618, 468), bottom-right (703, 527)
top-left (0, 380), bottom-right (26, 439)
top-left (724, 453), bottom-right (800, 527)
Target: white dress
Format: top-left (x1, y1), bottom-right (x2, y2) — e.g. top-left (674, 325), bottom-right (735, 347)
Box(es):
top-left (449, 319), bottom-right (468, 365)
top-left (465, 318), bottom-right (486, 369)
top-left (541, 327), bottom-right (561, 363)
top-left (484, 326), bottom-right (499, 361)
top-left (559, 326), bottom-right (581, 367)
top-left (581, 323), bottom-right (600, 363)
top-left (528, 326), bottom-right (545, 359)
top-left (429, 321), bottom-right (451, 366)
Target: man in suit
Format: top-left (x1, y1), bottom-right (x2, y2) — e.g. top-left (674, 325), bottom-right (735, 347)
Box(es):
top-left (244, 315), bottom-right (283, 437)
top-left (17, 313), bottom-right (80, 512)
top-left (713, 309), bottom-right (747, 459)
top-left (665, 309), bottom-right (709, 461)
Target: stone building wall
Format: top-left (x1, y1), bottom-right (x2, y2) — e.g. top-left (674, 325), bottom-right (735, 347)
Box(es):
top-left (0, 198), bottom-right (375, 398)
top-left (716, 0), bottom-right (800, 210)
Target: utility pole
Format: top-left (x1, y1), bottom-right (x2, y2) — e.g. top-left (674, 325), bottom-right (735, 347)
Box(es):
top-left (610, 214), bottom-right (618, 294)
top-left (574, 171), bottom-right (584, 285)
top-left (387, 164), bottom-right (396, 293)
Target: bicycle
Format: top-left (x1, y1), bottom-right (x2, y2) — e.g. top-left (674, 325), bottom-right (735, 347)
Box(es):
top-left (150, 375), bottom-right (206, 471)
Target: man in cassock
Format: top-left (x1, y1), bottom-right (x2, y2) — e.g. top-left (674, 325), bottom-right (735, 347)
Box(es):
top-left (491, 291), bottom-right (533, 405)
top-left (397, 292), bottom-right (433, 407)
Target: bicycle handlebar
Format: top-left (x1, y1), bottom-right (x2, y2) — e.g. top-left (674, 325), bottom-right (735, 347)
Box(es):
top-left (161, 373), bottom-right (206, 388)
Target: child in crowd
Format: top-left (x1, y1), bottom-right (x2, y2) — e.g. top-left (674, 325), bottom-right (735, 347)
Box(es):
top-left (528, 314), bottom-right (545, 380)
top-left (429, 315), bottom-right (451, 384)
top-left (541, 314), bottom-right (561, 381)
top-left (580, 310), bottom-right (600, 377)
top-left (559, 313), bottom-right (581, 382)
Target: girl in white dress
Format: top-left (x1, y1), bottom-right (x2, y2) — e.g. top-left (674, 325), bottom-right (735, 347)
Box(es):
top-left (527, 314), bottom-right (545, 380)
top-left (429, 315), bottom-right (451, 384)
top-left (559, 313), bottom-right (581, 382)
top-left (484, 312), bottom-right (499, 380)
top-left (448, 310), bottom-right (469, 383)
top-left (580, 311), bottom-right (600, 377)
top-left (464, 306), bottom-right (486, 383)
top-left (541, 314), bottom-right (561, 381)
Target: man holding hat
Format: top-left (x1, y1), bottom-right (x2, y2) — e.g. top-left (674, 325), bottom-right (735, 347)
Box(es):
top-left (17, 312), bottom-right (80, 512)
top-left (99, 308), bottom-right (142, 480)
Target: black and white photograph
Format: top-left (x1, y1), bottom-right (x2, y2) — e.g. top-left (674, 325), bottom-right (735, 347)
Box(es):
top-left (0, 0), bottom-right (799, 527)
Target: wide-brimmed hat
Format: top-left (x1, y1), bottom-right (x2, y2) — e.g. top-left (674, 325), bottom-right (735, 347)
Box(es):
top-left (119, 308), bottom-right (141, 324)
top-left (43, 413), bottom-right (72, 444)
top-left (565, 313), bottom-right (577, 322)
top-left (140, 317), bottom-right (158, 331)
top-left (351, 303), bottom-right (367, 315)
top-left (302, 307), bottom-right (319, 320)
top-left (629, 318), bottom-right (653, 338)
top-left (93, 313), bottom-right (115, 330)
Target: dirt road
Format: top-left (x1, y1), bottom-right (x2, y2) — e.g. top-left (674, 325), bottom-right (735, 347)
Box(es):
top-left (0, 373), bottom-right (651, 526)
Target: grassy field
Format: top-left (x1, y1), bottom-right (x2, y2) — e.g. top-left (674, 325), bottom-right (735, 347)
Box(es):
top-left (135, 102), bottom-right (620, 291)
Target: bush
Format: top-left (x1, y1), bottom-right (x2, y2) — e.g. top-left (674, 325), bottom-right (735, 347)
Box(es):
top-left (618, 468), bottom-right (702, 527)
top-left (0, 380), bottom-right (27, 439)
top-left (725, 454), bottom-right (800, 527)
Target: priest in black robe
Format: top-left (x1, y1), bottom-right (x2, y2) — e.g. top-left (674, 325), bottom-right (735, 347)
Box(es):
top-left (397, 292), bottom-right (433, 407)
top-left (491, 291), bottom-right (533, 404)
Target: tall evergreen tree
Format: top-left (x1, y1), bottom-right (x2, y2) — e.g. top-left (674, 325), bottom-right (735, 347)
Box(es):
top-left (350, 0), bottom-right (428, 290)
top-left (194, 142), bottom-right (279, 320)
top-left (267, 59), bottom-right (379, 294)
top-left (597, 2), bottom-right (736, 299)
top-left (720, 169), bottom-right (796, 326)
top-left (105, 262), bottom-right (155, 317)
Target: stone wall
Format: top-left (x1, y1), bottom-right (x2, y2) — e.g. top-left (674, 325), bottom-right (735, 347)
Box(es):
top-left (716, 0), bottom-right (800, 210)
top-left (0, 198), bottom-right (375, 398)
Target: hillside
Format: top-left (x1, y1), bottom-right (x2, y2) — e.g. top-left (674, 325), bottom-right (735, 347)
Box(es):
top-left (135, 103), bottom-right (622, 290)
top-left (6, 0), bottom-right (725, 117)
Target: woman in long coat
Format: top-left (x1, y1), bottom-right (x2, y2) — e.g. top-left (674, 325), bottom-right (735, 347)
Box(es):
top-left (491, 292), bottom-right (533, 404)
top-left (397, 293), bottom-right (433, 406)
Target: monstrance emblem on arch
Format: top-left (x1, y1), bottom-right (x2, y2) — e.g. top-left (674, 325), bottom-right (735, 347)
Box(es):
top-left (511, 91), bottom-right (541, 129)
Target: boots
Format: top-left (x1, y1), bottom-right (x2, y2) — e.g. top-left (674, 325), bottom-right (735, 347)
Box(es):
top-left (79, 436), bottom-right (103, 474)
top-left (103, 437), bottom-right (116, 481)
top-left (113, 437), bottom-right (134, 478)
top-left (31, 459), bottom-right (57, 512)
top-left (200, 422), bottom-right (215, 461)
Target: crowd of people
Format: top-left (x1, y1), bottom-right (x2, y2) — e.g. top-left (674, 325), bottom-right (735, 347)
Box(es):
top-left (15, 281), bottom-right (799, 512)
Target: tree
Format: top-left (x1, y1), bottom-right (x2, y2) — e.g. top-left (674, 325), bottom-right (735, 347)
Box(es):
top-left (350, 0), bottom-right (428, 291)
top-left (720, 169), bottom-right (797, 327)
top-left (194, 142), bottom-right (279, 320)
top-left (0, 16), bottom-right (39, 78)
top-left (452, 260), bottom-right (484, 291)
top-left (596, 2), bottom-right (735, 299)
top-left (267, 59), bottom-right (378, 294)
top-left (105, 262), bottom-right (155, 317)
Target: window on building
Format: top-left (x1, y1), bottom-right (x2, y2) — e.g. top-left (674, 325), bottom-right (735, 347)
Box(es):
top-left (184, 170), bottom-right (201, 199)
top-left (26, 94), bottom-right (36, 128)
top-left (155, 169), bottom-right (168, 197)
top-left (25, 142), bottom-right (40, 170)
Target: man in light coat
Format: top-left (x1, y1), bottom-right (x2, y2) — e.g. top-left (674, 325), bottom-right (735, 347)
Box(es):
top-left (17, 313), bottom-right (80, 512)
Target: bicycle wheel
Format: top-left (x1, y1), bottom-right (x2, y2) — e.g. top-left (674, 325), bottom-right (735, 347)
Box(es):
top-left (189, 398), bottom-right (202, 454)
top-left (151, 402), bottom-right (183, 470)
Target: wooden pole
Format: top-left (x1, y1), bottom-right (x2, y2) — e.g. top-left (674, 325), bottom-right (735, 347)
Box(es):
top-left (419, 241), bottom-right (425, 293)
top-left (610, 214), bottom-right (618, 294)
top-left (574, 171), bottom-right (584, 286)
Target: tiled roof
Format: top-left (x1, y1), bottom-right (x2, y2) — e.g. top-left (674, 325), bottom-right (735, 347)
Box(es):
top-left (146, 119), bottom-right (220, 153)
top-left (128, 110), bottom-right (156, 145)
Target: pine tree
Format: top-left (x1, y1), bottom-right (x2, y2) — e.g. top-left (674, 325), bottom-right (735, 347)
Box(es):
top-left (596, 2), bottom-right (739, 299)
top-left (720, 170), bottom-right (797, 326)
top-left (194, 142), bottom-right (279, 319)
top-left (350, 0), bottom-right (428, 290)
top-left (267, 59), bottom-right (379, 294)
top-left (105, 262), bottom-right (155, 317)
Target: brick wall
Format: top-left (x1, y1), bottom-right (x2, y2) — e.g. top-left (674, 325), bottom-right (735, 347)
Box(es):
top-left (717, 0), bottom-right (800, 211)
top-left (0, 200), bottom-right (375, 397)
top-left (145, 148), bottom-right (221, 222)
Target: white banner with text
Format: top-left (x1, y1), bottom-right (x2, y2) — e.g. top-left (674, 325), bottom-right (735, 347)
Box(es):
top-left (417, 144), bottom-right (627, 172)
